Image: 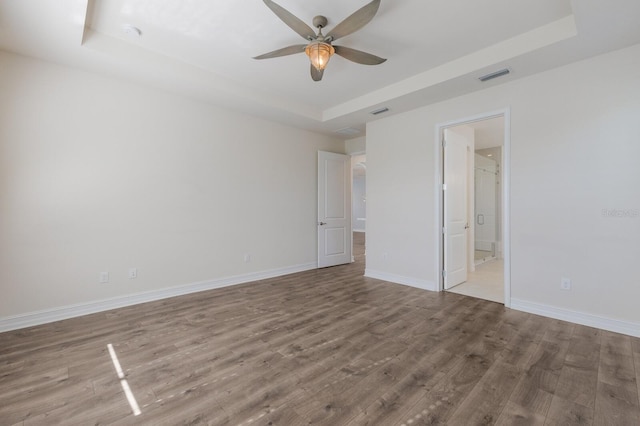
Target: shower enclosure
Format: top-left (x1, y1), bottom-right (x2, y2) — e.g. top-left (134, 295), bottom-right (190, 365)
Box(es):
top-left (474, 153), bottom-right (498, 264)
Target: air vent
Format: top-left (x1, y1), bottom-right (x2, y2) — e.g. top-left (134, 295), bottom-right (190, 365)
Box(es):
top-left (122, 24), bottom-right (142, 37)
top-left (370, 107), bottom-right (389, 115)
top-left (335, 127), bottom-right (361, 136)
top-left (479, 68), bottom-right (510, 82)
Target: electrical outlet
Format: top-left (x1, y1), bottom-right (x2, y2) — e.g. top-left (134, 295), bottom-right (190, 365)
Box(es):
top-left (128, 268), bottom-right (137, 279)
top-left (99, 272), bottom-right (109, 284)
top-left (244, 254), bottom-right (251, 263)
top-left (561, 277), bottom-right (571, 291)
top-left (382, 252), bottom-right (388, 261)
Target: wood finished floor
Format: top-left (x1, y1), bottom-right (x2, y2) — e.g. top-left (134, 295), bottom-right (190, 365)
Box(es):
top-left (1, 233), bottom-right (640, 425)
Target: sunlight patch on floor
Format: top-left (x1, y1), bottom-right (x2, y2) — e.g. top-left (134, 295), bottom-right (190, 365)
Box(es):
top-left (107, 343), bottom-right (141, 416)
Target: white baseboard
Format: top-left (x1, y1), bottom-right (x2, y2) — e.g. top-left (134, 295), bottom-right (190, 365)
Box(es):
top-left (511, 298), bottom-right (640, 338)
top-left (365, 269), bottom-right (437, 291)
top-left (0, 262), bottom-right (317, 333)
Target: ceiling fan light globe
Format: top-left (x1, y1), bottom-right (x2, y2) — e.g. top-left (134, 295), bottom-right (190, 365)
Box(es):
top-left (305, 42), bottom-right (335, 71)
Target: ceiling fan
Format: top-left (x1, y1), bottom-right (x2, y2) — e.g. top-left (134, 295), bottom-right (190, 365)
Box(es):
top-left (254, 0), bottom-right (387, 82)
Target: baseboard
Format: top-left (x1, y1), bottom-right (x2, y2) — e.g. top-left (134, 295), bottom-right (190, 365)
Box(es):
top-left (365, 269), bottom-right (437, 291)
top-left (0, 262), bottom-right (317, 333)
top-left (511, 298), bottom-right (640, 338)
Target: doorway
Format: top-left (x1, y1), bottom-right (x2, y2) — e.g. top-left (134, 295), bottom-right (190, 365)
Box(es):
top-left (474, 145), bottom-right (501, 266)
top-left (351, 154), bottom-right (366, 263)
top-left (352, 154), bottom-right (366, 234)
top-left (437, 111), bottom-right (510, 306)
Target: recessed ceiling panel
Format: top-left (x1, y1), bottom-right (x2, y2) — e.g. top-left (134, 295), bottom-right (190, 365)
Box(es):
top-left (3, 0), bottom-right (640, 134)
top-left (87, 0), bottom-right (573, 110)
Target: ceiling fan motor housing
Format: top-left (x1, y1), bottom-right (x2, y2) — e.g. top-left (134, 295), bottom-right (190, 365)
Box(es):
top-left (313, 15), bottom-right (328, 29)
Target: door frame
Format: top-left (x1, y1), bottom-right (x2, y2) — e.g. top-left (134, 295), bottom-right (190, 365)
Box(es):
top-left (434, 108), bottom-right (511, 307)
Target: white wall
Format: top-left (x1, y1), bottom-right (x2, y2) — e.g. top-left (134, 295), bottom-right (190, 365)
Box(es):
top-left (345, 136), bottom-right (366, 155)
top-left (0, 52), bottom-right (344, 323)
top-left (365, 110), bottom-right (436, 289)
top-left (366, 43), bottom-right (640, 334)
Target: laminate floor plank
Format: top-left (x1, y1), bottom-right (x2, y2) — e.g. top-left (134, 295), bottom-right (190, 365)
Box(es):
top-left (397, 354), bottom-right (490, 424)
top-left (439, 313), bottom-right (528, 424)
top-left (209, 361), bottom-right (302, 420)
top-left (492, 319), bottom-right (574, 426)
top-left (635, 349), bottom-right (640, 408)
top-left (2, 234), bottom-right (639, 425)
top-left (23, 389), bottom-right (132, 426)
top-left (593, 331), bottom-right (640, 425)
top-left (448, 358), bottom-right (521, 424)
top-left (347, 349), bottom-right (461, 426)
top-left (496, 400), bottom-right (548, 426)
top-left (536, 325), bottom-right (600, 426)
top-left (498, 317), bottom-right (548, 370)
top-left (0, 371), bottom-right (95, 425)
top-left (396, 314), bottom-right (518, 426)
top-left (544, 395), bottom-right (594, 426)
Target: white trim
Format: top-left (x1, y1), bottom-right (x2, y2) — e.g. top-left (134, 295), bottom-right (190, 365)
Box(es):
top-left (365, 269), bottom-right (437, 291)
top-left (511, 298), bottom-right (640, 338)
top-left (0, 262), bottom-right (317, 333)
top-left (352, 229), bottom-right (366, 233)
top-left (502, 109), bottom-right (511, 308)
top-left (435, 108), bottom-right (511, 308)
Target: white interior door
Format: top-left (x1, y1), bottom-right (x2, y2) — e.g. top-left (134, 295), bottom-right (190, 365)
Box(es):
top-left (318, 151), bottom-right (352, 268)
top-left (444, 129), bottom-right (469, 289)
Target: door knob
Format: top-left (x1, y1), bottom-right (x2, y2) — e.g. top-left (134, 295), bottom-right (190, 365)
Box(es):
top-left (318, 222), bottom-right (327, 226)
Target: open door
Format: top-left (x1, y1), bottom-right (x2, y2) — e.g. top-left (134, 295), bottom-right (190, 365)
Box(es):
top-left (443, 129), bottom-right (469, 289)
top-left (318, 151), bottom-right (352, 268)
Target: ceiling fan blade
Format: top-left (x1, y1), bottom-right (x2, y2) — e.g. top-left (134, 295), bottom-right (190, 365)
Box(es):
top-left (253, 44), bottom-right (307, 60)
top-left (326, 0), bottom-right (381, 42)
top-left (311, 64), bottom-right (324, 81)
top-left (262, 0), bottom-right (316, 40)
top-left (334, 45), bottom-right (386, 65)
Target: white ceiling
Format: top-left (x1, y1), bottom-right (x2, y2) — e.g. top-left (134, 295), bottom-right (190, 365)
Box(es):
top-left (1, 0), bottom-right (639, 137)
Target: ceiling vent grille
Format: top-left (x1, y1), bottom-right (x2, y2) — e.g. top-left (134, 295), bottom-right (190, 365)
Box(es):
top-left (370, 107), bottom-right (390, 115)
top-left (335, 127), bottom-right (361, 136)
top-left (479, 68), bottom-right (510, 82)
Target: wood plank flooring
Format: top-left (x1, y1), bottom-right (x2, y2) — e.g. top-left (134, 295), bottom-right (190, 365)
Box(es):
top-left (1, 233), bottom-right (639, 425)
